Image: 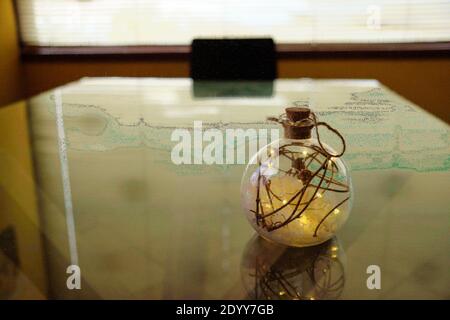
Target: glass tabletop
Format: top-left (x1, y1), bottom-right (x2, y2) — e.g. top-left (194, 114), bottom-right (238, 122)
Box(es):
top-left (0, 78), bottom-right (448, 299)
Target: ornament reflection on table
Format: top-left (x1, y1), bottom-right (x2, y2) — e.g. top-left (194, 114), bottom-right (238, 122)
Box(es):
top-left (241, 235), bottom-right (345, 300)
top-left (241, 106), bottom-right (353, 247)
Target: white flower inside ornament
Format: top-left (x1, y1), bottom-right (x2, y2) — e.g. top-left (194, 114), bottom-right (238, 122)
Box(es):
top-left (241, 106), bottom-right (353, 247)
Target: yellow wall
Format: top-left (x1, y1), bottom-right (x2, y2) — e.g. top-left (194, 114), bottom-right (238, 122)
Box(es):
top-left (23, 57), bottom-right (450, 122)
top-left (0, 0), bottom-right (23, 106)
top-left (0, 102), bottom-right (48, 298)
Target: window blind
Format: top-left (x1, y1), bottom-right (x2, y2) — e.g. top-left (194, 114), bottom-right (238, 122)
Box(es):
top-left (16, 0), bottom-right (450, 46)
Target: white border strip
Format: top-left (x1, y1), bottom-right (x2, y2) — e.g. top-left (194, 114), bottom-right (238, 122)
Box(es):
top-left (54, 89), bottom-right (79, 266)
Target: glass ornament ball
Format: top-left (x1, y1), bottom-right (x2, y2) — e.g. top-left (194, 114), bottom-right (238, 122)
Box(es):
top-left (241, 137), bottom-right (353, 247)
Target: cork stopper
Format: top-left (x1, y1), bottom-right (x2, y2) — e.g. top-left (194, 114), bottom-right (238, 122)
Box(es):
top-left (286, 107), bottom-right (311, 122)
top-left (283, 106), bottom-right (314, 139)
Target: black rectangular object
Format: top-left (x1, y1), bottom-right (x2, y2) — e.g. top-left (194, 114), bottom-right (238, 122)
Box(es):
top-left (190, 38), bottom-right (277, 80)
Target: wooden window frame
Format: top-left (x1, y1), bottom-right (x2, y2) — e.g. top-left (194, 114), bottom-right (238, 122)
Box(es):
top-left (20, 42), bottom-right (450, 59)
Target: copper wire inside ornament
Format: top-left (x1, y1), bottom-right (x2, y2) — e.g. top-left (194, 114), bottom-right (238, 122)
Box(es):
top-left (241, 106), bottom-right (353, 247)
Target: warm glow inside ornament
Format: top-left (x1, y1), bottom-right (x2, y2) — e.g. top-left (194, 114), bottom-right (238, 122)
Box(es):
top-left (241, 106), bottom-right (353, 247)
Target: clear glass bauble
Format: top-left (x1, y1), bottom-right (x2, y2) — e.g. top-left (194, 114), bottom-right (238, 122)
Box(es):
top-left (241, 138), bottom-right (353, 247)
